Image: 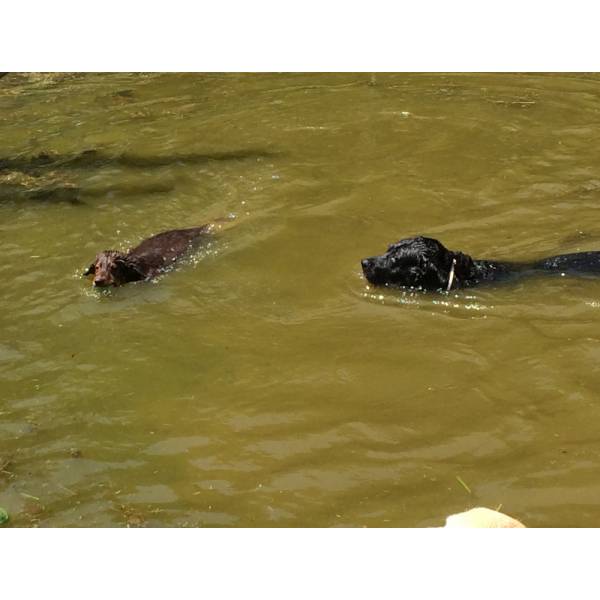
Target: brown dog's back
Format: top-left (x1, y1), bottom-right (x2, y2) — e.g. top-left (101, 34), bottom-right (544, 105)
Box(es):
top-left (127, 226), bottom-right (212, 278)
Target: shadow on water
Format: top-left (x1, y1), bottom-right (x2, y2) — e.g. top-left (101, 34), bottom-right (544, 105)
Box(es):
top-left (0, 148), bottom-right (281, 173)
top-left (0, 180), bottom-right (176, 205)
top-left (0, 184), bottom-right (84, 205)
top-left (0, 148), bottom-right (280, 205)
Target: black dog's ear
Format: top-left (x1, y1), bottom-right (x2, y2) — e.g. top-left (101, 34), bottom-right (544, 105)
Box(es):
top-left (420, 257), bottom-right (448, 289)
top-left (83, 263), bottom-right (96, 276)
top-left (451, 251), bottom-right (475, 282)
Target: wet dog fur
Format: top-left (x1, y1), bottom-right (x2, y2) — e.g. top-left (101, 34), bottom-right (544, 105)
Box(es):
top-left (361, 236), bottom-right (600, 291)
top-left (84, 225), bottom-right (213, 287)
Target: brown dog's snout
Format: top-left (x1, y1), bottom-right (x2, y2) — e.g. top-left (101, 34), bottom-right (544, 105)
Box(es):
top-left (93, 277), bottom-right (109, 287)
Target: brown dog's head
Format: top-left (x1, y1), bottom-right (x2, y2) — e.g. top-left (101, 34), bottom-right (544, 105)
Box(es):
top-left (361, 236), bottom-right (475, 291)
top-left (83, 251), bottom-right (145, 287)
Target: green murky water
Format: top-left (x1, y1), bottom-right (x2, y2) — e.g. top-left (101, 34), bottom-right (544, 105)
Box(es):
top-left (2, 73), bottom-right (600, 527)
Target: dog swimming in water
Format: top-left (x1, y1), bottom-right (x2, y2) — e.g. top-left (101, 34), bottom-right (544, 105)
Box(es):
top-left (84, 222), bottom-right (226, 287)
top-left (361, 236), bottom-right (600, 292)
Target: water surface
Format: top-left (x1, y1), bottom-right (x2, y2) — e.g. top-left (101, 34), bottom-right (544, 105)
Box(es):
top-left (2, 73), bottom-right (600, 527)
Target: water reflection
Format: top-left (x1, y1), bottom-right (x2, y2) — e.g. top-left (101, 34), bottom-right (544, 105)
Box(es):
top-left (2, 73), bottom-right (600, 528)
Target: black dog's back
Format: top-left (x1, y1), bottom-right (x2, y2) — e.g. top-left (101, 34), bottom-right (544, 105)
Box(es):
top-left (533, 251), bottom-right (600, 275)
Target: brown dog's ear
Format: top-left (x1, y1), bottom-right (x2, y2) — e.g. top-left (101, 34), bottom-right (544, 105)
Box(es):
top-left (114, 256), bottom-right (146, 282)
top-left (83, 263), bottom-right (96, 276)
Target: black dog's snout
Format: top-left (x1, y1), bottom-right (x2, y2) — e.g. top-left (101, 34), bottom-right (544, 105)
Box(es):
top-left (361, 257), bottom-right (378, 276)
top-left (361, 256), bottom-right (384, 285)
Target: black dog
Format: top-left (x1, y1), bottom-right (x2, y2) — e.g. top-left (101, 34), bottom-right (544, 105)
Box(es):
top-left (361, 236), bottom-right (600, 291)
top-left (84, 225), bottom-right (216, 287)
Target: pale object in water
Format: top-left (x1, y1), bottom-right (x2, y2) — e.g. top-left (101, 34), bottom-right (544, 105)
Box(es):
top-left (444, 507), bottom-right (525, 528)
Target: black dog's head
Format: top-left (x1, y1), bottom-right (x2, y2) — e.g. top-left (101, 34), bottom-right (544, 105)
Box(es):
top-left (361, 236), bottom-right (475, 291)
top-left (83, 251), bottom-right (145, 287)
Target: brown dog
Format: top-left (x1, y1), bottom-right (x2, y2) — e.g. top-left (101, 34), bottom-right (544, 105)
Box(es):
top-left (84, 225), bottom-right (216, 287)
